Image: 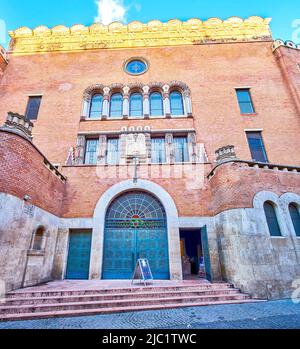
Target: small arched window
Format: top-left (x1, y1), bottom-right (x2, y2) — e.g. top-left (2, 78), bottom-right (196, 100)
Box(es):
top-left (130, 93), bottom-right (143, 117)
top-left (170, 91), bottom-right (184, 115)
top-left (33, 226), bottom-right (45, 250)
top-left (150, 92), bottom-right (163, 116)
top-left (289, 203), bottom-right (300, 237)
top-left (89, 94), bottom-right (103, 119)
top-left (110, 93), bottom-right (123, 118)
top-left (264, 201), bottom-right (282, 237)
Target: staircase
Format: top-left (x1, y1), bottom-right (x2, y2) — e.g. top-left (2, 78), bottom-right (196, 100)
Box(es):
top-left (0, 282), bottom-right (261, 321)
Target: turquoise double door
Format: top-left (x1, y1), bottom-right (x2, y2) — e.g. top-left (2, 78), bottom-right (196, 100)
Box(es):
top-left (102, 221), bottom-right (170, 279)
top-left (66, 192), bottom-right (170, 280)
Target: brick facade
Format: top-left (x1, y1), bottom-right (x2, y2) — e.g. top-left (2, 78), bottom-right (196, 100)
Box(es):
top-left (0, 19), bottom-right (300, 299)
top-left (0, 130), bottom-right (65, 216)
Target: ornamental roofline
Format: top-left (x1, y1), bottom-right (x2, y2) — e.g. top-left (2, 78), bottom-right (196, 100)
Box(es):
top-left (272, 39), bottom-right (300, 52)
top-left (8, 16), bottom-right (272, 54)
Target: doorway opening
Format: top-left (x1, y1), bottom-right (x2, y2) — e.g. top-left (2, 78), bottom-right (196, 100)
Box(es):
top-left (66, 230), bottom-right (92, 280)
top-left (102, 191), bottom-right (170, 280)
top-left (180, 229), bottom-right (206, 280)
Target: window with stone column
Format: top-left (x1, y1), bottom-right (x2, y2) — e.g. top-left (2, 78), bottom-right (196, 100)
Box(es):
top-left (82, 82), bottom-right (193, 121)
top-left (74, 130), bottom-right (204, 166)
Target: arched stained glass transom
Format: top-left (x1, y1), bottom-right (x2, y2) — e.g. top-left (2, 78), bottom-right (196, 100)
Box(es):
top-left (106, 191), bottom-right (166, 221)
top-left (103, 191), bottom-right (169, 280)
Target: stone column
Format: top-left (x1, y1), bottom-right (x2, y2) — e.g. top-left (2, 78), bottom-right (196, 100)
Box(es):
top-left (119, 133), bottom-right (128, 165)
top-left (123, 86), bottom-right (129, 119)
top-left (51, 228), bottom-right (69, 280)
top-left (184, 91), bottom-right (193, 117)
top-left (102, 87), bottom-right (110, 120)
top-left (163, 84), bottom-right (171, 118)
top-left (75, 135), bottom-right (86, 165)
top-left (82, 96), bottom-right (91, 120)
top-left (188, 132), bottom-right (197, 163)
top-left (143, 85), bottom-right (150, 119)
top-left (97, 135), bottom-right (107, 165)
top-left (165, 133), bottom-right (174, 164)
top-left (145, 133), bottom-right (152, 164)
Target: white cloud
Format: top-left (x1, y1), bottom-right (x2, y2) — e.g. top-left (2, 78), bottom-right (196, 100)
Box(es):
top-left (94, 0), bottom-right (127, 25)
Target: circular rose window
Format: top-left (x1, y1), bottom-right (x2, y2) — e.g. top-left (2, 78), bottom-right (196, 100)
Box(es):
top-left (125, 58), bottom-right (148, 75)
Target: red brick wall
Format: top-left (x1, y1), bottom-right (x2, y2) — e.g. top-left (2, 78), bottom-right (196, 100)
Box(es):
top-left (274, 46), bottom-right (300, 115)
top-left (61, 164), bottom-right (212, 218)
top-left (61, 162), bottom-right (300, 218)
top-left (0, 41), bottom-right (300, 167)
top-left (0, 55), bottom-right (7, 80)
top-left (209, 162), bottom-right (300, 215)
top-left (0, 130), bottom-right (65, 216)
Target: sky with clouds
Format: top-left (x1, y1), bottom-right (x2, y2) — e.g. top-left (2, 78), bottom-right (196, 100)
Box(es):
top-left (1, 0), bottom-right (299, 47)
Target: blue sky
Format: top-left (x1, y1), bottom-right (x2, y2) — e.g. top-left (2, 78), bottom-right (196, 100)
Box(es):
top-left (1, 0), bottom-right (300, 48)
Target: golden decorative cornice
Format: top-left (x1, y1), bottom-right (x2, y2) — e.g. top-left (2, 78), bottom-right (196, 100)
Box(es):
top-left (9, 17), bottom-right (272, 54)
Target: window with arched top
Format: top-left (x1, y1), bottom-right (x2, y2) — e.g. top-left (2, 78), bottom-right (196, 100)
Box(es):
top-left (32, 226), bottom-right (45, 250)
top-left (89, 94), bottom-right (103, 119)
top-left (170, 91), bottom-right (184, 115)
top-left (130, 93), bottom-right (143, 117)
top-left (150, 92), bottom-right (163, 116)
top-left (289, 203), bottom-right (300, 237)
top-left (110, 93), bottom-right (123, 118)
top-left (264, 201), bottom-right (282, 237)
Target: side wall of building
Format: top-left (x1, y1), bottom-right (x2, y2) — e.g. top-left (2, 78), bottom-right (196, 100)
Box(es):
top-left (0, 129), bottom-right (65, 291)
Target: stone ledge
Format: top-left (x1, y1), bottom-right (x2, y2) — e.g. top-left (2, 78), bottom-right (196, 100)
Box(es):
top-left (27, 249), bottom-right (46, 257)
top-left (208, 159), bottom-right (300, 179)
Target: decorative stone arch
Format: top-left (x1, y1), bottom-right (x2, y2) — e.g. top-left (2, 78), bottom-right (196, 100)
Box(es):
top-left (148, 81), bottom-right (164, 93)
top-left (128, 82), bottom-right (144, 94)
top-left (89, 179), bottom-right (182, 280)
top-left (169, 80), bottom-right (190, 95)
top-left (280, 192), bottom-right (300, 237)
top-left (127, 83), bottom-right (144, 118)
top-left (253, 191), bottom-right (288, 237)
top-left (83, 84), bottom-right (105, 101)
top-left (109, 83), bottom-right (125, 96)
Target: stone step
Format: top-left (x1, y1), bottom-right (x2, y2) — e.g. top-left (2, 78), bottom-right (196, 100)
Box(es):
top-left (4, 288), bottom-right (241, 306)
top-left (0, 294), bottom-right (250, 315)
top-left (0, 299), bottom-right (265, 322)
top-left (7, 283), bottom-right (233, 298)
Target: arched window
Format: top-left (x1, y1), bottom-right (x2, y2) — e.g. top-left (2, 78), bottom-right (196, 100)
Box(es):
top-left (130, 93), bottom-right (143, 117)
top-left (110, 93), bottom-right (123, 118)
top-left (150, 92), bottom-right (163, 116)
top-left (32, 226), bottom-right (45, 250)
top-left (89, 94), bottom-right (103, 119)
top-left (170, 91), bottom-right (184, 115)
top-left (264, 201), bottom-right (282, 237)
top-left (289, 203), bottom-right (300, 237)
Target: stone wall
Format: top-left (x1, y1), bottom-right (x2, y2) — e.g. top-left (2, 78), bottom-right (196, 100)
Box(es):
top-left (0, 193), bottom-right (60, 291)
top-left (215, 203), bottom-right (300, 299)
top-left (0, 127), bottom-right (65, 291)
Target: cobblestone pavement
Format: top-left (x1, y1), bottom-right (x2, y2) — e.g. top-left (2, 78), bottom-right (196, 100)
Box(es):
top-left (0, 300), bottom-right (299, 329)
